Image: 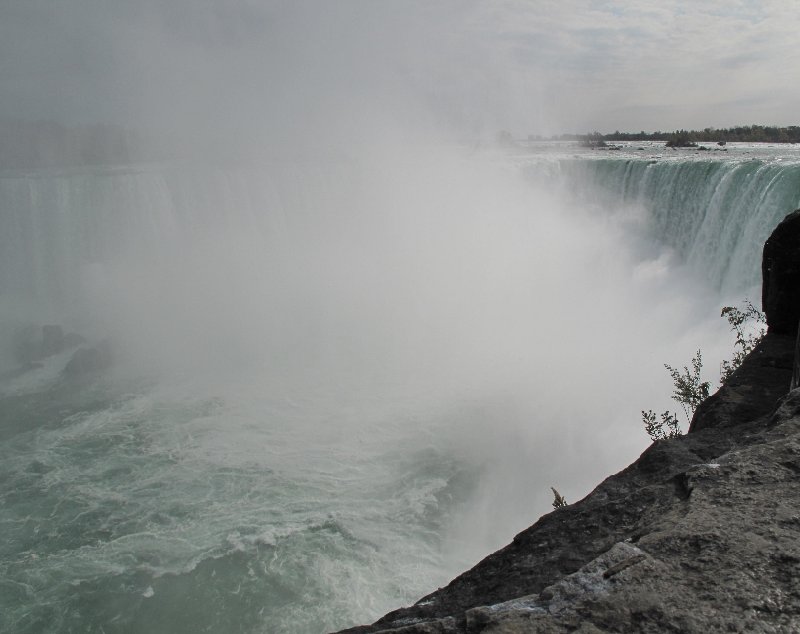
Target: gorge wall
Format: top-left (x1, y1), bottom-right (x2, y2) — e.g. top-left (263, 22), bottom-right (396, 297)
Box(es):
top-left (334, 211), bottom-right (800, 633)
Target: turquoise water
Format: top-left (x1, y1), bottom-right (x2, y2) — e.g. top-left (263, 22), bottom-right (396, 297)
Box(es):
top-left (1, 369), bottom-right (479, 633)
top-left (515, 141), bottom-right (800, 291)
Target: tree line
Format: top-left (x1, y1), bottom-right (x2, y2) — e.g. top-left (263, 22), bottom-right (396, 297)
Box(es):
top-left (546, 125), bottom-right (800, 146)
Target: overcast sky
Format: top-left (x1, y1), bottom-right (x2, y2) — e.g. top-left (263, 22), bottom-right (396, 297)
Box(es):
top-left (1, 0), bottom-right (798, 139)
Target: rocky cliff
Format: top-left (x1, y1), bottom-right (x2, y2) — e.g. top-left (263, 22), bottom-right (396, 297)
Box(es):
top-left (333, 211), bottom-right (800, 633)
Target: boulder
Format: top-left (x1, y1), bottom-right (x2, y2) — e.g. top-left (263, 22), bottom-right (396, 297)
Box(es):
top-left (12, 324), bottom-right (85, 366)
top-left (41, 324), bottom-right (65, 357)
top-left (63, 340), bottom-right (112, 378)
top-left (688, 331), bottom-right (793, 432)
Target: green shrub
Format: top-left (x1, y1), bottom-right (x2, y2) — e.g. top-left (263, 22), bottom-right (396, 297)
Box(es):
top-left (642, 300), bottom-right (765, 442)
top-left (720, 300), bottom-right (766, 382)
top-left (641, 410), bottom-right (682, 441)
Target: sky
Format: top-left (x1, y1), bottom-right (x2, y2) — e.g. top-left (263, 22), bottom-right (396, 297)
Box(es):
top-left (0, 0), bottom-right (798, 140)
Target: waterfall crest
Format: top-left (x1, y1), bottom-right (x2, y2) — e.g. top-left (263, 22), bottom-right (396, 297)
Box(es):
top-left (532, 156), bottom-right (800, 291)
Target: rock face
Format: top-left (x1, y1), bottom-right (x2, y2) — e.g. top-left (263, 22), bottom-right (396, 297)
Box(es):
top-left (63, 340), bottom-right (112, 378)
top-left (41, 324), bottom-right (65, 357)
top-left (12, 323), bottom-right (86, 367)
top-left (688, 332), bottom-right (793, 433)
top-left (763, 209), bottom-right (800, 335)
top-left (332, 211), bottom-right (800, 634)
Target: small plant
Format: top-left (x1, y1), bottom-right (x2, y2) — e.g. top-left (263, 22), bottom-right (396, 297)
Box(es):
top-left (641, 350), bottom-right (709, 442)
top-left (551, 487), bottom-right (567, 509)
top-left (641, 410), bottom-right (682, 441)
top-left (665, 350), bottom-right (711, 423)
top-left (641, 300), bottom-right (766, 442)
top-left (720, 300), bottom-right (766, 381)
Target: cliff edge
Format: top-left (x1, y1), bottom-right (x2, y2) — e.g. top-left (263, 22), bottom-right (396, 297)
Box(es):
top-left (333, 211), bottom-right (800, 633)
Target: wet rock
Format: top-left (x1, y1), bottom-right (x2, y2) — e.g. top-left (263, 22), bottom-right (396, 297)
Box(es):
top-left (63, 331), bottom-right (87, 348)
top-left (12, 324), bottom-right (42, 365)
top-left (41, 324), bottom-right (65, 356)
top-left (689, 331), bottom-right (793, 432)
top-left (12, 324), bottom-right (85, 366)
top-left (762, 209), bottom-right (800, 335)
top-left (63, 340), bottom-right (112, 378)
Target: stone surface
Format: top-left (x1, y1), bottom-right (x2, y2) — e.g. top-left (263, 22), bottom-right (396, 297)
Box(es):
top-left (11, 323), bottom-right (86, 368)
top-left (688, 331), bottom-right (793, 433)
top-left (763, 209), bottom-right (800, 335)
top-left (63, 340), bottom-right (112, 377)
top-left (332, 211), bottom-right (800, 633)
top-left (41, 324), bottom-right (65, 357)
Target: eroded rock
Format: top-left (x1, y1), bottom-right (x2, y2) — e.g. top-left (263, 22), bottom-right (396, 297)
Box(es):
top-left (63, 340), bottom-right (112, 378)
top-left (762, 209), bottom-right (800, 335)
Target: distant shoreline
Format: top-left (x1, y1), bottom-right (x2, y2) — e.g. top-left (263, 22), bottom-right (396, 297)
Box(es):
top-left (524, 124), bottom-right (800, 145)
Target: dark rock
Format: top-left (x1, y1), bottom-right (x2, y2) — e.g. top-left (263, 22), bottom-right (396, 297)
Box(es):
top-left (762, 209), bottom-right (800, 335)
top-left (12, 324), bottom-right (85, 366)
top-left (12, 324), bottom-right (42, 365)
top-left (331, 212), bottom-right (800, 634)
top-left (63, 332), bottom-right (87, 348)
top-left (689, 332), bottom-right (793, 432)
top-left (41, 324), bottom-right (65, 356)
top-left (0, 362), bottom-right (44, 381)
top-left (63, 340), bottom-right (112, 378)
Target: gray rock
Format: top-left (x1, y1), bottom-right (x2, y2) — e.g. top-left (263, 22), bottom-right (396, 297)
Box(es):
top-left (763, 209), bottom-right (800, 335)
top-left (689, 331), bottom-right (793, 432)
top-left (41, 324), bottom-right (65, 356)
top-left (63, 340), bottom-right (112, 378)
top-left (12, 323), bottom-right (85, 366)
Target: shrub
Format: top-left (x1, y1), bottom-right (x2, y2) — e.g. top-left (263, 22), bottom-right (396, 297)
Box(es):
top-left (665, 350), bottom-right (711, 422)
top-left (642, 300), bottom-right (765, 442)
top-left (720, 300), bottom-right (766, 382)
top-left (641, 410), bottom-right (682, 441)
top-left (551, 487), bottom-right (568, 509)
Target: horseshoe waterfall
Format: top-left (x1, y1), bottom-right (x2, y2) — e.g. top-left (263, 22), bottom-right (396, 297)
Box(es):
top-left (2, 144), bottom-right (799, 633)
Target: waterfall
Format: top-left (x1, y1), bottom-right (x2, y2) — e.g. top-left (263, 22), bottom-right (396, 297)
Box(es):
top-left (530, 156), bottom-right (800, 291)
top-left (0, 163), bottom-right (354, 319)
top-left (6, 156), bottom-right (798, 316)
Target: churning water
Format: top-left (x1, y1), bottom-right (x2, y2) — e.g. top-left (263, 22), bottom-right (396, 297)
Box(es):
top-left (1, 142), bottom-right (799, 633)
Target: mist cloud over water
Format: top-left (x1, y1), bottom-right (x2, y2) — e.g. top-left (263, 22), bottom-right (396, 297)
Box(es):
top-left (39, 144), bottom-right (733, 551)
top-left (0, 3), bottom-right (758, 631)
top-left (0, 0), bottom-right (553, 149)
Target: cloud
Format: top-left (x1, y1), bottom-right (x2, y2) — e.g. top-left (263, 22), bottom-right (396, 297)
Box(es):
top-left (0, 0), bottom-right (797, 138)
top-left (464, 0), bottom-right (800, 131)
